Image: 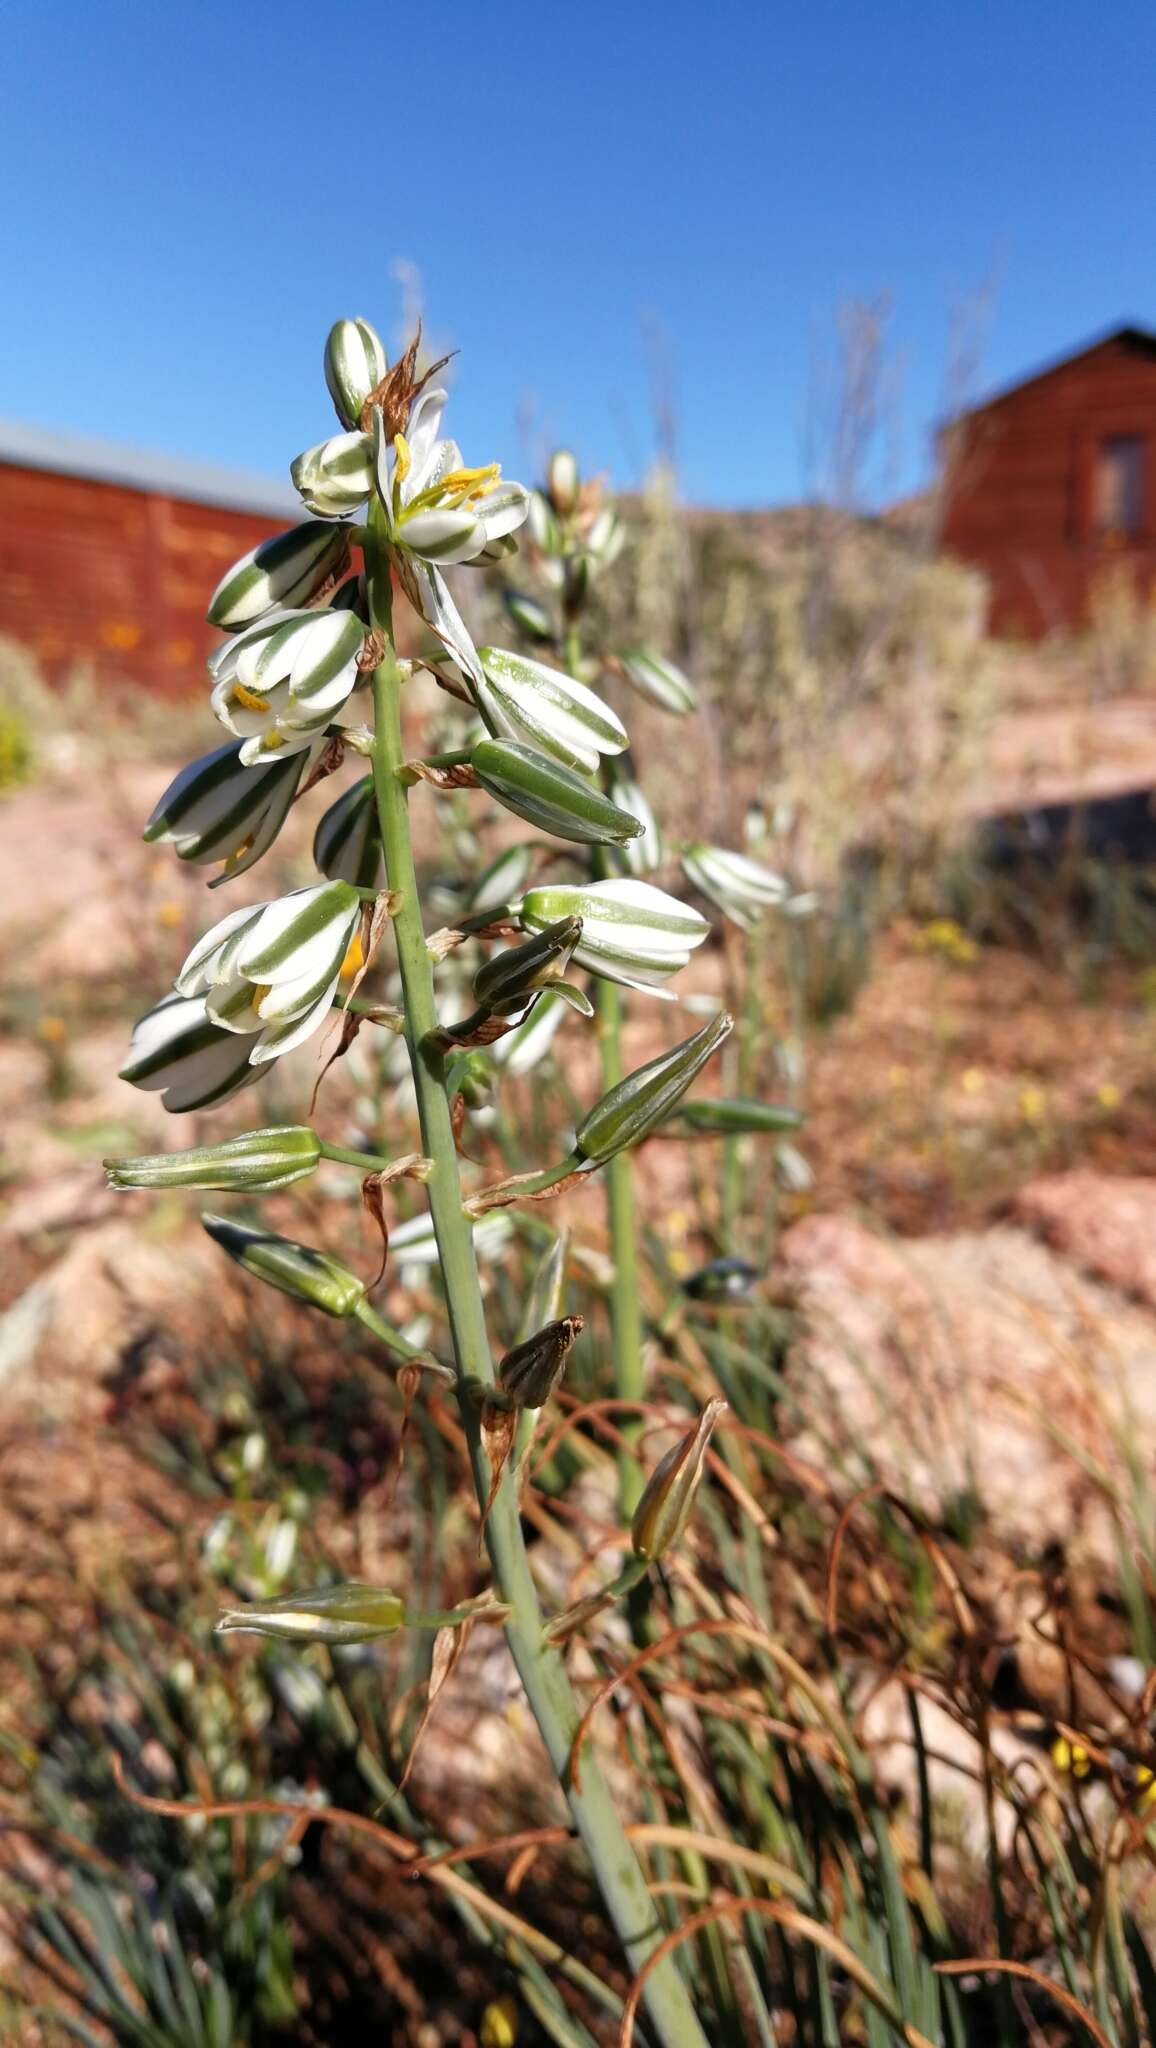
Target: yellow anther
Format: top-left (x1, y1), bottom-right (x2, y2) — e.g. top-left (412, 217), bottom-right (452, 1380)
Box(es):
top-left (440, 462), bottom-right (500, 496)
top-left (393, 431), bottom-right (412, 482)
top-left (261, 731), bottom-right (285, 750)
top-left (232, 681), bottom-right (271, 713)
top-left (340, 933), bottom-right (365, 980)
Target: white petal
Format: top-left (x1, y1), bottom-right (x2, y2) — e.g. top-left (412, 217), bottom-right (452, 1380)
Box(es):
top-left (477, 482), bottom-right (529, 542)
top-left (401, 507), bottom-right (484, 563)
top-left (175, 905), bottom-right (260, 995)
top-left (249, 976), bottom-right (341, 1062)
top-left (404, 386), bottom-right (449, 486)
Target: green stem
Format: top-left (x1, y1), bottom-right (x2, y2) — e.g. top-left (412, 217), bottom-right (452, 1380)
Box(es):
top-left (596, 970), bottom-right (646, 1515)
top-left (318, 1140), bottom-right (413, 1173)
top-left (365, 518), bottom-right (708, 2048)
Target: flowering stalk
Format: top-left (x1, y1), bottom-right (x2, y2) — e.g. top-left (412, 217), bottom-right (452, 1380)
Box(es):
top-left (361, 507), bottom-right (709, 2048)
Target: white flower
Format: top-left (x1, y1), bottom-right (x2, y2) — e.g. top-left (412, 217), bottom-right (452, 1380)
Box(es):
top-left (143, 737), bottom-right (326, 886)
top-left (374, 386), bottom-right (529, 568)
top-left (290, 430), bottom-right (375, 518)
top-left (474, 647), bottom-right (627, 774)
top-left (519, 878), bottom-right (710, 998)
top-left (120, 992), bottom-right (261, 1113)
top-left (681, 844), bottom-right (788, 929)
top-left (173, 880), bottom-right (361, 1065)
top-left (209, 609), bottom-right (366, 765)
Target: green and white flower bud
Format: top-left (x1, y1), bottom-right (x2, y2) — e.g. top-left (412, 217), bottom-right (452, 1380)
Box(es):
top-left (202, 1213), bottom-right (366, 1318)
top-left (519, 878), bottom-right (708, 997)
top-left (217, 1580), bottom-right (405, 1643)
top-left (492, 989), bottom-right (567, 1073)
top-left (631, 1400), bottom-right (728, 1561)
top-left (175, 880), bottom-right (361, 1067)
top-left (575, 1013), bottom-right (733, 1165)
top-left (473, 916), bottom-right (583, 1016)
top-left (313, 776), bottom-right (385, 889)
top-left (290, 430), bottom-right (375, 518)
top-left (527, 490), bottom-right (564, 558)
top-left (120, 993), bottom-right (261, 1114)
top-left (324, 316), bottom-right (388, 430)
top-left (143, 738), bottom-right (322, 885)
top-left (582, 506), bottom-right (625, 574)
top-left (605, 771), bottom-right (663, 877)
top-left (498, 1314), bottom-right (584, 1408)
top-left (615, 649), bottom-right (698, 717)
top-left (467, 841), bottom-right (535, 915)
top-left (502, 588), bottom-right (555, 644)
top-left (546, 448), bottom-right (579, 516)
top-left (662, 1098), bottom-right (803, 1137)
top-left (471, 738), bottom-right (643, 848)
top-left (207, 523), bottom-right (352, 630)
top-left (681, 844), bottom-right (788, 929)
top-left (106, 1126), bottom-right (322, 1193)
top-left (475, 647), bottom-right (627, 775)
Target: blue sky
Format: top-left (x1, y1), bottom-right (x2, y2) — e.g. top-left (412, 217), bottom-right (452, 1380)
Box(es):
top-left (3, 2), bottom-right (1155, 508)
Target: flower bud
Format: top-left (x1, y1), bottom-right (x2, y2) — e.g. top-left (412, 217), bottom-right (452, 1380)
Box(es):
top-left (473, 917), bottom-right (583, 1016)
top-left (471, 738), bottom-right (643, 848)
top-left (467, 841), bottom-right (535, 915)
top-left (217, 1580), bottom-right (405, 1644)
top-left (502, 589), bottom-right (555, 644)
top-left (681, 844), bottom-right (788, 929)
top-left (475, 648), bottom-right (627, 775)
top-left (324, 316), bottom-right (389, 430)
top-left (202, 1213), bottom-right (366, 1318)
top-left (107, 1126), bottom-right (322, 1193)
top-left (527, 490), bottom-right (564, 558)
top-left (575, 1013), bottom-right (733, 1165)
top-left (605, 771), bottom-right (663, 878)
top-left (313, 776), bottom-right (385, 889)
top-left (546, 448), bottom-right (579, 516)
top-left (615, 648), bottom-right (698, 716)
top-left (663, 1098), bottom-right (803, 1136)
top-left (143, 737), bottom-right (320, 885)
top-left (582, 506), bottom-right (624, 574)
top-left (207, 524), bottom-right (352, 630)
top-left (290, 431), bottom-right (375, 518)
top-left (498, 1314), bottom-right (584, 1408)
top-left (631, 1399), bottom-right (728, 1561)
top-left (520, 878), bottom-right (707, 997)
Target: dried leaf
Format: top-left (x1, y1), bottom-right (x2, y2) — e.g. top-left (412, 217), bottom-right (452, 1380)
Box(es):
top-left (398, 1619), bottom-right (470, 1793)
top-left (478, 1402), bottom-right (519, 1533)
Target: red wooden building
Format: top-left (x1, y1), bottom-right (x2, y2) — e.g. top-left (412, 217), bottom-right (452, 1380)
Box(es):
top-left (0, 421), bottom-right (300, 694)
top-left (941, 324), bottom-right (1156, 638)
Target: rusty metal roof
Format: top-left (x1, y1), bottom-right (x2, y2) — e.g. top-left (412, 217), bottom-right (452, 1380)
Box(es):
top-left (0, 418), bottom-right (301, 519)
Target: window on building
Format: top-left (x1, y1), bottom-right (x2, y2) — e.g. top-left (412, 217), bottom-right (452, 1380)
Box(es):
top-left (1094, 434), bottom-right (1145, 539)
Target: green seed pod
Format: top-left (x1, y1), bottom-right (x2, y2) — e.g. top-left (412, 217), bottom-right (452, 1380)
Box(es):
top-left (498, 1313), bottom-right (584, 1408)
top-left (575, 1013), bottom-right (733, 1165)
top-left (207, 523), bottom-right (352, 629)
top-left (502, 588), bottom-right (555, 644)
top-left (473, 916), bottom-right (583, 1015)
top-left (546, 448), bottom-right (580, 516)
top-left (106, 1126), bottom-right (322, 1193)
top-left (631, 1399), bottom-right (728, 1561)
top-left (471, 738), bottom-right (643, 847)
top-left (324, 316), bottom-right (388, 430)
top-left (663, 1097), bottom-right (803, 1136)
top-left (202, 1213), bottom-right (366, 1318)
top-left (313, 776), bottom-right (385, 889)
top-left (615, 648), bottom-right (698, 716)
top-left (217, 1581), bottom-right (405, 1644)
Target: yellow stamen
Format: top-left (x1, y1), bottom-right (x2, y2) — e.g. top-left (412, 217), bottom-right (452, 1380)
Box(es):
top-left (251, 983), bottom-right (273, 1010)
top-left (261, 731), bottom-right (285, 750)
top-left (232, 681), bottom-right (271, 713)
top-left (393, 431), bottom-right (412, 482)
top-left (340, 933), bottom-right (365, 980)
top-left (439, 462), bottom-right (500, 496)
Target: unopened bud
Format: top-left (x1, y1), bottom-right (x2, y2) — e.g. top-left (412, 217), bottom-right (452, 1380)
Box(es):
top-left (663, 1098), bottom-right (803, 1137)
top-left (546, 448), bottom-right (579, 516)
top-left (498, 1314), bottom-right (584, 1408)
top-left (502, 588), bottom-right (555, 644)
top-left (575, 1013), bottom-right (733, 1165)
top-left (107, 1126), bottom-right (322, 1193)
top-left (324, 316), bottom-right (389, 431)
top-left (202, 1213), bottom-right (365, 1318)
top-left (216, 1581), bottom-right (405, 1644)
top-left (207, 523), bottom-right (351, 630)
top-left (631, 1400), bottom-right (728, 1561)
